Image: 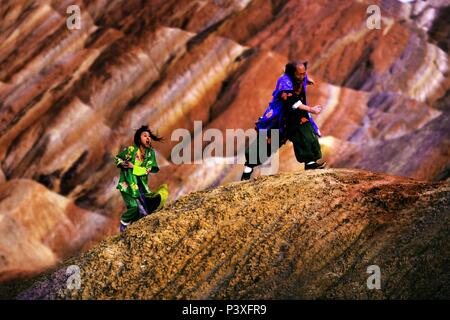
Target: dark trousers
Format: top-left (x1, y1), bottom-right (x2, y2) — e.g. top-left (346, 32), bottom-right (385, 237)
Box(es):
top-left (244, 122), bottom-right (321, 167)
top-left (286, 121), bottom-right (322, 163)
top-left (244, 130), bottom-right (284, 168)
top-left (137, 179), bottom-right (161, 215)
top-left (120, 179), bottom-right (161, 224)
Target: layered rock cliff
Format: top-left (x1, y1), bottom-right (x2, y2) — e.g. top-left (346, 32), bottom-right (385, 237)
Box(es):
top-left (0, 0), bottom-right (449, 284)
top-left (0, 179), bottom-right (110, 282)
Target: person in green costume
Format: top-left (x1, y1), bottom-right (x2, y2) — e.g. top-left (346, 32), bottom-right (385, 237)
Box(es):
top-left (114, 125), bottom-right (169, 232)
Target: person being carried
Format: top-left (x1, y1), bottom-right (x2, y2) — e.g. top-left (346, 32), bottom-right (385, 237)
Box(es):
top-left (241, 60), bottom-right (326, 180)
top-left (114, 125), bottom-right (169, 232)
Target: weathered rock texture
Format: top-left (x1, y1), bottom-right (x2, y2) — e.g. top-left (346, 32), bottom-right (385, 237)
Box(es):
top-left (0, 0), bottom-right (449, 283)
top-left (14, 169), bottom-right (450, 300)
top-left (0, 179), bottom-right (110, 282)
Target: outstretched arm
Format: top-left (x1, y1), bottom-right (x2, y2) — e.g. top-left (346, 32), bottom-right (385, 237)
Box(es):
top-left (281, 91), bottom-right (322, 114)
top-left (292, 100), bottom-right (322, 114)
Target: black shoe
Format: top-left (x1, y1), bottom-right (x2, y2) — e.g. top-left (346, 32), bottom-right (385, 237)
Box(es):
top-left (305, 161), bottom-right (326, 170)
top-left (241, 168), bottom-right (253, 180)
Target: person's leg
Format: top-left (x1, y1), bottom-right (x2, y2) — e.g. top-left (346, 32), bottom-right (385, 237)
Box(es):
top-left (244, 133), bottom-right (268, 168)
top-left (120, 192), bottom-right (139, 232)
top-left (289, 122), bottom-right (323, 167)
top-left (242, 138), bottom-right (258, 180)
top-left (242, 130), bottom-right (280, 180)
top-left (136, 178), bottom-right (151, 217)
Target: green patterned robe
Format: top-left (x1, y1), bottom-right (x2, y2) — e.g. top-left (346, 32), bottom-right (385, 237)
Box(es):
top-left (114, 145), bottom-right (168, 224)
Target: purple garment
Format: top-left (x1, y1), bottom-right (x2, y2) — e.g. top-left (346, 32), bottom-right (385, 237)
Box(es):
top-left (256, 73), bottom-right (292, 137)
top-left (256, 73), bottom-right (321, 137)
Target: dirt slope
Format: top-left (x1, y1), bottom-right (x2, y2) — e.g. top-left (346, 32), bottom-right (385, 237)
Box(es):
top-left (16, 169), bottom-right (450, 300)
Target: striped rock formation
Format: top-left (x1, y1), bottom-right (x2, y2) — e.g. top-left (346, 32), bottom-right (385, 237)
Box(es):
top-left (0, 179), bottom-right (109, 282)
top-left (0, 0), bottom-right (448, 283)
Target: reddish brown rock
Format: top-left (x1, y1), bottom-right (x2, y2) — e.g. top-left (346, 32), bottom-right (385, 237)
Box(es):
top-left (247, 0), bottom-right (449, 106)
top-left (117, 33), bottom-right (248, 158)
top-left (0, 179), bottom-right (110, 283)
top-left (0, 0), bottom-right (448, 286)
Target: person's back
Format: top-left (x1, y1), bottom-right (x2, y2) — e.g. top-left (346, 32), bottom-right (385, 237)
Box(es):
top-left (256, 73), bottom-right (294, 137)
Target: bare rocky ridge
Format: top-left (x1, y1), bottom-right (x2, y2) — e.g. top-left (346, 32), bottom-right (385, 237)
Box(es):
top-left (15, 169), bottom-right (450, 300)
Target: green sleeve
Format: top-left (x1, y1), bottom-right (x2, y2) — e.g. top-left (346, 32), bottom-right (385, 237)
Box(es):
top-left (114, 146), bottom-right (133, 168)
top-left (146, 148), bottom-right (159, 173)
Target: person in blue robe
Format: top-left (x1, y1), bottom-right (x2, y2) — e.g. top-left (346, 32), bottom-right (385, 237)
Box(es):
top-left (241, 61), bottom-right (325, 180)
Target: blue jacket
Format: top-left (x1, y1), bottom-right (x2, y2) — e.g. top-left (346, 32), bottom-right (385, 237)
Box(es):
top-left (256, 73), bottom-right (321, 139)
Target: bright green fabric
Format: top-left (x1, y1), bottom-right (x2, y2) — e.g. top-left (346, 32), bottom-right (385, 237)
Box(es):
top-left (132, 160), bottom-right (147, 176)
top-left (115, 145), bottom-right (169, 224)
top-left (114, 145), bottom-right (159, 197)
top-left (120, 191), bottom-right (140, 223)
top-left (119, 183), bottom-right (169, 224)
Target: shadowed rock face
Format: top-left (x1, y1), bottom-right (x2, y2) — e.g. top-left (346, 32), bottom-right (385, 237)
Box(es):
top-left (0, 0), bottom-right (449, 284)
top-left (15, 169), bottom-right (450, 300)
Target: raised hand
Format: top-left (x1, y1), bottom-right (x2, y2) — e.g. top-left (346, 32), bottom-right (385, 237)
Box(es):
top-left (122, 161), bottom-right (134, 169)
top-left (311, 105), bottom-right (322, 114)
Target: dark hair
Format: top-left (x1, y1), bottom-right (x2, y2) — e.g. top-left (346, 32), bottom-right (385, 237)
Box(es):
top-left (133, 125), bottom-right (163, 146)
top-left (285, 60), bottom-right (308, 80)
